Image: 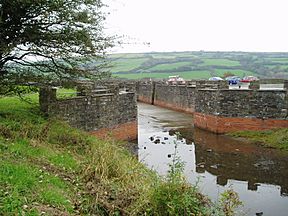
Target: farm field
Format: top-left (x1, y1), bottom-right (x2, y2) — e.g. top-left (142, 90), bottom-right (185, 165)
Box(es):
top-left (114, 70), bottom-right (254, 80)
top-left (107, 51), bottom-right (288, 80)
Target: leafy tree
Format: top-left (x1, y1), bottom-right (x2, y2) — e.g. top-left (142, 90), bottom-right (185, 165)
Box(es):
top-left (0, 0), bottom-right (114, 95)
top-left (222, 72), bottom-right (235, 78)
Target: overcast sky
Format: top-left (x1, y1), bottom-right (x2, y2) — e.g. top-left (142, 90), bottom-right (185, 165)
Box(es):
top-left (105, 0), bottom-right (288, 53)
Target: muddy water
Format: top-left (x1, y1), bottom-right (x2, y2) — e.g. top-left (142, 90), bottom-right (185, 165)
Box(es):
top-left (138, 102), bottom-right (288, 216)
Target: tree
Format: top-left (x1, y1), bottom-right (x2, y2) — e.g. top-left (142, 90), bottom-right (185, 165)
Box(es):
top-left (222, 72), bottom-right (235, 78)
top-left (0, 0), bottom-right (114, 95)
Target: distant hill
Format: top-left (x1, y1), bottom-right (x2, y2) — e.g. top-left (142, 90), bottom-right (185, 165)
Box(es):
top-left (107, 51), bottom-right (288, 80)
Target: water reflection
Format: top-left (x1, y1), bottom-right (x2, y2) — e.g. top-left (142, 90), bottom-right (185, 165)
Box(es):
top-left (138, 103), bottom-right (288, 216)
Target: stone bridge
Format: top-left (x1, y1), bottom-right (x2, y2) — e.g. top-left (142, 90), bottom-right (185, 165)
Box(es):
top-left (39, 79), bottom-right (288, 139)
top-left (137, 79), bottom-right (288, 133)
top-left (39, 80), bottom-right (137, 141)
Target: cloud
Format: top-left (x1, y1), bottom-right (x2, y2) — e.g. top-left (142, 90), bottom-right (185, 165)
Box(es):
top-left (105, 0), bottom-right (288, 53)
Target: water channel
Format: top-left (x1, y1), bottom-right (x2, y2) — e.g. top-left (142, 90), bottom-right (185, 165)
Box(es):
top-left (137, 102), bottom-right (288, 216)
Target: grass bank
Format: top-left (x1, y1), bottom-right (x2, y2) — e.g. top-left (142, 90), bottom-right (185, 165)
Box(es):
top-left (230, 129), bottom-right (288, 151)
top-left (0, 93), bottom-right (240, 215)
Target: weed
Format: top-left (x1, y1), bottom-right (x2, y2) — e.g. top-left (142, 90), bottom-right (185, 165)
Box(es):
top-left (219, 189), bottom-right (243, 216)
top-left (0, 94), bottom-right (243, 215)
top-left (145, 132), bottom-right (209, 215)
top-left (230, 129), bottom-right (288, 151)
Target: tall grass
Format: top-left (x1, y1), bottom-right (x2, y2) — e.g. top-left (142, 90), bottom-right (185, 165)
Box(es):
top-left (0, 94), bottom-right (241, 215)
top-left (230, 129), bottom-right (288, 151)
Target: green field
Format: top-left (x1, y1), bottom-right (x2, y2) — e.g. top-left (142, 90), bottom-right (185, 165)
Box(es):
top-left (147, 61), bottom-right (193, 71)
top-left (268, 58), bottom-right (288, 63)
top-left (110, 58), bottom-right (148, 72)
top-left (113, 69), bottom-right (253, 80)
top-left (150, 54), bottom-right (178, 59)
top-left (106, 51), bottom-right (288, 79)
top-left (214, 69), bottom-right (254, 76)
top-left (201, 58), bottom-right (241, 67)
top-left (114, 71), bottom-right (210, 79)
top-left (267, 65), bottom-right (288, 70)
top-left (108, 53), bottom-right (147, 59)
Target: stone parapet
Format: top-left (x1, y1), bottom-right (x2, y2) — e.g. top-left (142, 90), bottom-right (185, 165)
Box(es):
top-left (196, 80), bottom-right (229, 90)
top-left (137, 79), bottom-right (288, 133)
top-left (39, 87), bottom-right (57, 113)
top-left (39, 81), bottom-right (137, 140)
top-left (284, 80), bottom-right (288, 90)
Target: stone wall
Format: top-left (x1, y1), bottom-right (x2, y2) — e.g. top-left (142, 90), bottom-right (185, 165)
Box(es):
top-left (195, 89), bottom-right (288, 118)
top-left (194, 88), bottom-right (288, 133)
top-left (137, 81), bottom-right (196, 113)
top-left (40, 81), bottom-right (137, 141)
top-left (154, 83), bottom-right (196, 113)
top-left (137, 80), bottom-right (288, 133)
top-left (136, 81), bottom-right (155, 104)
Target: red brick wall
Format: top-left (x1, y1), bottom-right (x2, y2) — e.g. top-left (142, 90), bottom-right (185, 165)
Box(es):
top-left (194, 112), bottom-right (288, 134)
top-left (90, 121), bottom-right (137, 141)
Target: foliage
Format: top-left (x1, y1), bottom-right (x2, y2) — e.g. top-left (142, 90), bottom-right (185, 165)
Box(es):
top-left (230, 129), bottom-right (288, 151)
top-left (146, 132), bottom-right (208, 215)
top-left (219, 189), bottom-right (242, 216)
top-left (145, 132), bottom-right (243, 216)
top-left (222, 72), bottom-right (236, 78)
top-left (0, 94), bottom-right (242, 215)
top-left (0, 0), bottom-right (113, 95)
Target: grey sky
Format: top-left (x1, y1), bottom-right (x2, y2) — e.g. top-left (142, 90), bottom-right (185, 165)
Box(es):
top-left (105, 0), bottom-right (288, 53)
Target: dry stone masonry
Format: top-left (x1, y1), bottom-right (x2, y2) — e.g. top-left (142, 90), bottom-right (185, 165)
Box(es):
top-left (39, 80), bottom-right (137, 141)
top-left (137, 79), bottom-right (288, 133)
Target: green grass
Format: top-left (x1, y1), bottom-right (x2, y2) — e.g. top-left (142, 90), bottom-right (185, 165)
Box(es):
top-left (109, 53), bottom-right (147, 59)
top-left (201, 58), bottom-right (241, 67)
top-left (150, 52), bottom-right (197, 59)
top-left (113, 69), bottom-right (254, 80)
top-left (267, 65), bottom-right (288, 70)
top-left (113, 71), bottom-right (211, 79)
top-left (170, 52), bottom-right (197, 57)
top-left (0, 159), bottom-right (74, 214)
top-left (214, 69), bottom-right (254, 77)
top-left (56, 88), bottom-right (77, 99)
top-left (1, 93), bottom-right (236, 215)
top-left (147, 62), bottom-right (192, 71)
top-left (150, 54), bottom-right (178, 59)
top-left (110, 58), bottom-right (148, 72)
top-left (230, 129), bottom-right (288, 151)
top-left (268, 58), bottom-right (288, 63)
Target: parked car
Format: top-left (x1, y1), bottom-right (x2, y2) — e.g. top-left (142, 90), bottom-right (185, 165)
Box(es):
top-left (225, 76), bottom-right (241, 85)
top-left (208, 77), bottom-right (223, 81)
top-left (167, 75), bottom-right (186, 84)
top-left (241, 76), bottom-right (259, 83)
